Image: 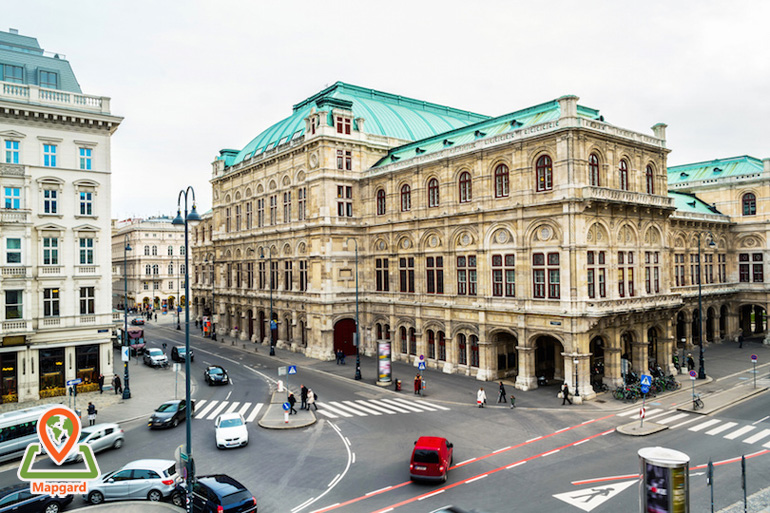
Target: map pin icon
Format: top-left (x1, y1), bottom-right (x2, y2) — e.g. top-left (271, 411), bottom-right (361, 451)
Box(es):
top-left (37, 407), bottom-right (82, 466)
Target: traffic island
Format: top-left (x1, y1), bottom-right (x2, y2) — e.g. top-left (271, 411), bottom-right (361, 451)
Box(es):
top-left (257, 390), bottom-right (316, 430)
top-left (617, 422), bottom-right (669, 436)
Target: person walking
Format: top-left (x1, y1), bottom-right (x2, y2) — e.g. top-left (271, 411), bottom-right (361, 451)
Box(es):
top-left (87, 402), bottom-right (97, 426)
top-left (97, 374), bottom-right (104, 394)
top-left (300, 384), bottom-right (308, 410)
top-left (561, 383), bottom-right (573, 405)
top-left (307, 389), bottom-right (318, 411)
top-left (414, 374), bottom-right (422, 396)
top-left (335, 350), bottom-right (340, 365)
top-left (288, 393), bottom-right (297, 415)
top-left (510, 392), bottom-right (516, 408)
top-left (497, 381), bottom-right (507, 403)
top-left (686, 353), bottom-right (695, 372)
top-left (112, 374), bottom-right (122, 395)
top-left (477, 387), bottom-right (486, 408)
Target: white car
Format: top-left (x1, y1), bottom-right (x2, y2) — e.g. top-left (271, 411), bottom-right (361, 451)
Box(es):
top-left (215, 412), bottom-right (248, 449)
top-left (143, 348), bottom-right (168, 368)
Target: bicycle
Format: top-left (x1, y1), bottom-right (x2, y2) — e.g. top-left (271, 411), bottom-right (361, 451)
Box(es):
top-left (692, 393), bottom-right (704, 410)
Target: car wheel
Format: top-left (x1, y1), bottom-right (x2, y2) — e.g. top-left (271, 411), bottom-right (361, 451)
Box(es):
top-left (88, 491), bottom-right (104, 505)
top-left (44, 501), bottom-right (60, 513)
top-left (112, 438), bottom-right (123, 450)
top-left (442, 471), bottom-right (448, 483)
top-left (172, 418), bottom-right (179, 428)
top-left (172, 492), bottom-right (184, 507)
top-left (147, 489), bottom-right (163, 502)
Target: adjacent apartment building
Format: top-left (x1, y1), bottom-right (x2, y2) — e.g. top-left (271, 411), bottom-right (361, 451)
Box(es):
top-left (190, 82), bottom-right (766, 399)
top-left (0, 28), bottom-right (122, 403)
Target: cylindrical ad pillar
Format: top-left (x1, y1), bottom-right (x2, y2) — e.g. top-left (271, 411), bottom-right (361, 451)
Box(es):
top-left (638, 447), bottom-right (690, 513)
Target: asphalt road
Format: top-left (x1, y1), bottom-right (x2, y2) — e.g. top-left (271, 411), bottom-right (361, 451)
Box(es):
top-left (0, 323), bottom-right (768, 513)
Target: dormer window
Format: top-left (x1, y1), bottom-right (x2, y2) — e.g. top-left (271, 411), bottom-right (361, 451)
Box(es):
top-left (336, 116), bottom-right (351, 135)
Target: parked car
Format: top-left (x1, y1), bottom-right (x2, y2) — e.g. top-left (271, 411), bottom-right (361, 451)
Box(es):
top-left (171, 474), bottom-right (257, 512)
top-left (130, 318), bottom-right (145, 325)
top-left (42, 423), bottom-right (124, 463)
top-left (204, 365), bottom-right (229, 385)
top-left (84, 459), bottom-right (179, 504)
top-left (148, 399), bottom-right (194, 429)
top-left (410, 436), bottom-right (454, 483)
top-left (215, 412), bottom-right (248, 449)
top-left (143, 348), bottom-right (168, 368)
top-left (171, 345), bottom-right (194, 362)
top-left (0, 484), bottom-right (72, 513)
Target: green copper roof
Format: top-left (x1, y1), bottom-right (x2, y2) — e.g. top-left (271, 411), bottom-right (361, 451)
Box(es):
top-left (667, 155), bottom-right (763, 185)
top-left (668, 191), bottom-right (724, 216)
top-left (372, 99), bottom-right (601, 168)
top-left (227, 82), bottom-right (490, 167)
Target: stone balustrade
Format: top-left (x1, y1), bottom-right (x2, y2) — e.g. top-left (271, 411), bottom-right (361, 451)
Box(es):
top-left (1, 81), bottom-right (111, 114)
top-left (582, 186), bottom-right (675, 208)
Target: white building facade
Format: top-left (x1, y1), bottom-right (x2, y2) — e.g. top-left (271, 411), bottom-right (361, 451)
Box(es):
top-left (0, 28), bottom-right (122, 403)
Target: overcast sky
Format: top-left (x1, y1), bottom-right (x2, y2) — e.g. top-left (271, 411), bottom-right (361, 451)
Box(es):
top-left (7, 1), bottom-right (769, 218)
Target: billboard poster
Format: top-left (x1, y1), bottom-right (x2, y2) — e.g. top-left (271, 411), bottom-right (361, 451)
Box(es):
top-left (378, 342), bottom-right (391, 383)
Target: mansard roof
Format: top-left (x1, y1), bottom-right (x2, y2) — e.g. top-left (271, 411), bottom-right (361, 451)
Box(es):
top-left (0, 29), bottom-right (82, 93)
top-left (667, 155), bottom-right (764, 185)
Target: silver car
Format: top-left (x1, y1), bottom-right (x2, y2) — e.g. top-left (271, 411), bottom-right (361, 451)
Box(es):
top-left (84, 459), bottom-right (179, 504)
top-left (62, 423), bottom-right (124, 463)
top-left (143, 348), bottom-right (168, 367)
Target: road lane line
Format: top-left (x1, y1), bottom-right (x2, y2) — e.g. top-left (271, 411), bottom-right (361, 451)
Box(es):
top-left (206, 401), bottom-right (229, 420)
top-left (506, 461), bottom-right (526, 469)
top-left (753, 416), bottom-right (769, 425)
top-left (317, 403), bottom-right (352, 418)
top-left (341, 401), bottom-right (382, 415)
top-left (224, 402), bottom-right (240, 414)
top-left (366, 486), bottom-right (392, 496)
top-left (458, 458), bottom-right (476, 465)
top-left (194, 399), bottom-right (207, 411)
top-left (327, 474), bottom-right (341, 487)
top-left (542, 450), bottom-right (560, 457)
top-left (245, 403), bottom-right (263, 423)
top-left (724, 426), bottom-right (756, 440)
top-left (706, 422), bottom-right (737, 436)
top-left (418, 490), bottom-right (445, 500)
top-left (302, 421), bottom-right (354, 513)
top-left (316, 409), bottom-right (339, 419)
top-left (555, 427), bottom-right (569, 433)
top-left (194, 400), bottom-right (218, 419)
top-left (355, 400), bottom-right (397, 414)
top-left (526, 436), bottom-right (542, 442)
top-left (237, 402), bottom-right (252, 417)
top-left (689, 419), bottom-right (721, 432)
top-left (292, 497), bottom-right (316, 513)
top-left (389, 397), bottom-right (440, 411)
top-left (574, 439), bottom-right (589, 446)
top-left (465, 475), bottom-right (487, 484)
top-left (493, 446), bottom-right (511, 454)
top-left (743, 429), bottom-right (770, 444)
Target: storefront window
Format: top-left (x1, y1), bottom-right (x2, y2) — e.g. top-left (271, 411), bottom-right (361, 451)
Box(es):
top-left (39, 348), bottom-right (65, 398)
top-left (0, 353), bottom-right (17, 403)
top-left (76, 345), bottom-right (99, 387)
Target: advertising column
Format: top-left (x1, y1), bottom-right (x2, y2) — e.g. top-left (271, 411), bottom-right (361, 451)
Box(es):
top-left (377, 340), bottom-right (392, 386)
top-left (638, 447), bottom-right (689, 513)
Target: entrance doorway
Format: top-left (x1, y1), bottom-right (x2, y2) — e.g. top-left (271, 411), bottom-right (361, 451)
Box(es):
top-left (334, 319), bottom-right (356, 356)
top-left (534, 336), bottom-right (564, 384)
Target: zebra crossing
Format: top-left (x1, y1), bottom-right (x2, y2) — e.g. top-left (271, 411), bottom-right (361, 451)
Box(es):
top-left (193, 400), bottom-right (264, 422)
top-left (315, 397), bottom-right (450, 419)
top-left (617, 408), bottom-right (770, 448)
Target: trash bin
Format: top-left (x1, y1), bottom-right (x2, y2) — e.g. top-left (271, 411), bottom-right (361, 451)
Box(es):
top-left (395, 379), bottom-right (401, 391)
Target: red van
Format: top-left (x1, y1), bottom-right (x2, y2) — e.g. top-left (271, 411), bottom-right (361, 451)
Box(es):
top-left (410, 436), bottom-right (454, 482)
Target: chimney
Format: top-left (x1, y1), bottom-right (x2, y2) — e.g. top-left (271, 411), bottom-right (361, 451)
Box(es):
top-left (763, 158), bottom-right (770, 175)
top-left (557, 95), bottom-right (579, 119)
top-left (651, 123), bottom-right (667, 140)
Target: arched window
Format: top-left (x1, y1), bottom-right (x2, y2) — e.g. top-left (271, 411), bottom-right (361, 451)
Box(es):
top-left (743, 193), bottom-right (756, 216)
top-left (376, 323), bottom-right (382, 340)
top-left (458, 334), bottom-right (467, 365)
top-left (458, 171), bottom-right (472, 203)
top-left (409, 328), bottom-right (416, 355)
top-left (376, 189), bottom-right (386, 215)
top-left (152, 264), bottom-right (159, 275)
top-left (145, 264), bottom-right (151, 275)
top-left (438, 331), bottom-right (446, 361)
top-left (400, 327), bottom-right (407, 354)
top-left (401, 184), bottom-right (411, 212)
top-left (589, 154), bottom-right (600, 186)
top-left (384, 324), bottom-right (390, 340)
top-left (144, 246), bottom-right (149, 256)
top-left (494, 164), bottom-right (509, 198)
top-left (428, 178), bottom-right (439, 207)
top-left (646, 165), bottom-right (654, 194)
top-left (427, 330), bottom-right (435, 359)
top-left (168, 263), bottom-right (174, 275)
top-left (168, 246), bottom-right (173, 256)
top-left (470, 335), bottom-right (479, 367)
top-left (152, 245), bottom-right (158, 256)
top-left (536, 155), bottom-right (553, 192)
top-left (619, 160), bottom-right (629, 191)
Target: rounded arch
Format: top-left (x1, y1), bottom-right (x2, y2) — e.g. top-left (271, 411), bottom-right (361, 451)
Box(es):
top-left (419, 230), bottom-right (444, 251)
top-left (525, 220), bottom-right (563, 246)
top-left (268, 180), bottom-right (277, 191)
top-left (450, 323), bottom-right (479, 340)
top-left (643, 225), bottom-right (663, 246)
top-left (296, 240), bottom-right (307, 255)
top-left (245, 187), bottom-right (252, 198)
top-left (235, 191), bottom-right (241, 201)
top-left (484, 224), bottom-right (516, 247)
top-left (396, 235), bottom-right (414, 252)
top-left (370, 238), bottom-right (388, 252)
top-left (282, 242), bottom-right (292, 256)
top-left (295, 170), bottom-right (306, 183)
top-left (234, 248), bottom-right (242, 258)
top-left (257, 184), bottom-right (264, 194)
top-left (282, 175), bottom-right (291, 187)
top-left (616, 222), bottom-right (639, 246)
top-left (586, 221), bottom-right (610, 245)
top-left (224, 194), bottom-right (231, 204)
top-left (449, 226), bottom-right (479, 251)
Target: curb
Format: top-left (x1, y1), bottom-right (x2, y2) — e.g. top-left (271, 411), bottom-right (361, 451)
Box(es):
top-left (616, 422), bottom-right (669, 436)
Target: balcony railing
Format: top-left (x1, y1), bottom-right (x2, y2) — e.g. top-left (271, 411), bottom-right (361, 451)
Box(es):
top-left (76, 266), bottom-right (98, 275)
top-left (79, 316), bottom-right (96, 324)
top-left (585, 293), bottom-right (682, 313)
top-left (2, 266), bottom-right (28, 277)
top-left (41, 318), bottom-right (61, 327)
top-left (1, 81), bottom-right (111, 114)
top-left (0, 209), bottom-right (31, 224)
top-left (582, 187), bottom-right (675, 209)
top-left (39, 266), bottom-right (63, 276)
top-left (2, 320), bottom-right (30, 332)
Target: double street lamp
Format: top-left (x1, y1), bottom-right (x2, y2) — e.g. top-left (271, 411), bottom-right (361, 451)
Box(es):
top-left (204, 256), bottom-right (216, 341)
top-left (260, 247), bottom-right (275, 356)
top-left (171, 187), bottom-right (200, 513)
top-left (696, 231), bottom-right (716, 380)
top-left (122, 235), bottom-right (132, 400)
top-left (176, 256), bottom-right (181, 331)
top-left (347, 238), bottom-right (361, 380)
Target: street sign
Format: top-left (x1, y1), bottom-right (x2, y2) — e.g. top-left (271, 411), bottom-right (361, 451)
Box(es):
top-left (278, 366), bottom-right (287, 376)
top-left (288, 365), bottom-right (297, 375)
top-left (689, 370), bottom-right (697, 380)
top-left (553, 480), bottom-right (637, 512)
top-left (640, 374), bottom-right (652, 387)
top-left (639, 407), bottom-right (646, 419)
top-left (418, 361), bottom-right (426, 371)
top-left (173, 363), bottom-right (180, 372)
top-left (66, 378), bottom-right (82, 387)
top-left (282, 402), bottom-right (290, 411)
top-left (270, 320), bottom-right (277, 331)
top-left (121, 347), bottom-right (129, 362)
top-left (640, 384), bottom-right (650, 395)
top-left (419, 354), bottom-right (424, 360)
top-left (751, 354), bottom-right (758, 362)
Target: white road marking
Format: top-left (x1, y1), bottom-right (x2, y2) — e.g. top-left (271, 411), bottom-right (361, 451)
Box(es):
top-left (724, 426), bottom-right (756, 440)
top-left (542, 450), bottom-right (560, 457)
top-left (574, 439), bottom-right (590, 446)
top-left (743, 429), bottom-right (770, 444)
top-left (225, 391), bottom-right (232, 401)
top-left (493, 446), bottom-right (511, 453)
top-left (194, 400), bottom-right (218, 419)
top-left (465, 475), bottom-right (487, 484)
top-left (670, 417), bottom-right (702, 430)
top-left (706, 422), bottom-right (737, 436)
top-left (412, 399), bottom-right (451, 411)
top-left (458, 458), bottom-right (476, 465)
top-left (617, 409), bottom-right (638, 417)
top-left (657, 413), bottom-right (689, 424)
top-left (206, 401), bottom-right (229, 420)
top-left (418, 490), bottom-right (445, 500)
top-left (237, 402), bottom-right (252, 417)
top-left (327, 474), bottom-right (340, 487)
top-left (389, 397), bottom-right (440, 411)
top-left (506, 461), bottom-right (526, 469)
top-left (325, 402), bottom-right (362, 417)
top-left (245, 403), bottom-right (263, 423)
top-left (366, 486), bottom-right (392, 496)
top-left (316, 409), bottom-right (339, 419)
top-left (224, 402), bottom-right (240, 414)
top-left (689, 419), bottom-right (721, 432)
top-left (381, 399), bottom-right (423, 412)
top-left (194, 399), bottom-right (207, 411)
top-left (369, 400), bottom-right (411, 413)
top-left (341, 401), bottom-right (382, 416)
top-left (355, 400), bottom-right (398, 414)
top-left (753, 416), bottom-right (769, 425)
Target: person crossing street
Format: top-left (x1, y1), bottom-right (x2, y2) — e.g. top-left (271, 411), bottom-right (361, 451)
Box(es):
top-left (497, 382), bottom-right (507, 403)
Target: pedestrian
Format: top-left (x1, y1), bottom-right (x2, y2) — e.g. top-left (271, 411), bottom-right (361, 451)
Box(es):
top-left (738, 330), bottom-right (744, 348)
top-left (510, 393), bottom-right (516, 408)
top-left (686, 353), bottom-right (695, 372)
top-left (477, 387), bottom-right (486, 408)
top-left (288, 393), bottom-right (297, 415)
top-left (97, 373), bottom-right (104, 394)
top-left (335, 349), bottom-right (340, 365)
top-left (112, 374), bottom-right (122, 394)
top-left (561, 383), bottom-right (573, 405)
top-left (498, 381), bottom-right (507, 403)
top-left (414, 374), bottom-right (422, 396)
top-left (339, 350), bottom-right (346, 365)
top-left (307, 389), bottom-right (318, 411)
top-left (87, 402), bottom-right (97, 426)
top-left (300, 384), bottom-right (308, 410)
top-left (154, 312), bottom-right (158, 322)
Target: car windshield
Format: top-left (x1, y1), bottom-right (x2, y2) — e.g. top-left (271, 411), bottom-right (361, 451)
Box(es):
top-left (413, 450), bottom-right (440, 464)
top-left (156, 402), bottom-right (178, 412)
top-left (177, 347), bottom-right (186, 354)
top-left (79, 432), bottom-right (92, 442)
top-left (222, 490), bottom-right (252, 506)
top-left (149, 349), bottom-right (163, 356)
top-left (219, 418), bottom-right (243, 428)
top-left (209, 367), bottom-right (223, 375)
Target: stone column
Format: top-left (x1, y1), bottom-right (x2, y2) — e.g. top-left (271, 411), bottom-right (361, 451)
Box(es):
top-left (631, 341), bottom-right (649, 375)
top-left (514, 346), bottom-right (536, 390)
top-left (713, 308), bottom-right (722, 343)
top-left (604, 347), bottom-right (623, 388)
top-left (683, 314), bottom-right (692, 350)
top-left (476, 338), bottom-right (496, 381)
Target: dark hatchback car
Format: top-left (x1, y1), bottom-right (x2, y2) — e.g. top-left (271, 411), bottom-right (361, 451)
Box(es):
top-left (148, 399), bottom-right (194, 429)
top-left (0, 484), bottom-right (73, 513)
top-left (171, 346), bottom-right (194, 362)
top-left (172, 474), bottom-right (257, 512)
top-left (204, 366), bottom-right (229, 386)
top-left (130, 318), bottom-right (145, 325)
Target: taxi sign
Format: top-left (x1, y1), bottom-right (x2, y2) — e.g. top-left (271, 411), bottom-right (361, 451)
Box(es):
top-left (288, 365), bottom-right (297, 375)
top-left (640, 374), bottom-right (652, 387)
top-left (418, 361), bottom-right (426, 371)
top-left (689, 370), bottom-right (697, 380)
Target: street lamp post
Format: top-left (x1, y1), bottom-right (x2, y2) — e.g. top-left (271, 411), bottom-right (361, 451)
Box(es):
top-left (347, 238), bottom-right (361, 380)
top-left (122, 235), bottom-right (132, 400)
top-left (261, 247), bottom-right (275, 356)
top-left (573, 357), bottom-right (579, 397)
top-left (176, 256), bottom-right (181, 331)
top-left (172, 187), bottom-right (201, 513)
top-left (696, 232), bottom-right (716, 380)
top-left (205, 256), bottom-right (217, 341)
